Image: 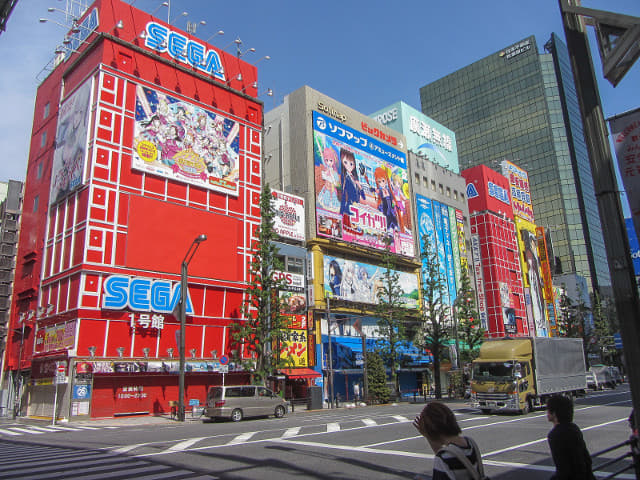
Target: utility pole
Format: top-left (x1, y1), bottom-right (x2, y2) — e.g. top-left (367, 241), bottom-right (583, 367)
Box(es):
top-left (326, 296), bottom-right (334, 408)
top-left (559, 0), bottom-right (640, 440)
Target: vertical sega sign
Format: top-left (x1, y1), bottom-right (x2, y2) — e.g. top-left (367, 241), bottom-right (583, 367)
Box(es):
top-left (144, 22), bottom-right (225, 81)
top-left (102, 275), bottom-right (194, 314)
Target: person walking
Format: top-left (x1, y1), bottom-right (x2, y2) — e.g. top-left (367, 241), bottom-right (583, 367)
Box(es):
top-left (353, 382), bottom-right (360, 404)
top-left (546, 395), bottom-right (596, 479)
top-left (413, 401), bottom-right (488, 479)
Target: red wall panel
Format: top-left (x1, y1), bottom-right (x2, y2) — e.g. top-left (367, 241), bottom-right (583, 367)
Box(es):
top-left (125, 195), bottom-right (240, 280)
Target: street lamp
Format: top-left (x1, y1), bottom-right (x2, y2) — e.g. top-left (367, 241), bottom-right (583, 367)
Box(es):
top-left (178, 234), bottom-right (207, 421)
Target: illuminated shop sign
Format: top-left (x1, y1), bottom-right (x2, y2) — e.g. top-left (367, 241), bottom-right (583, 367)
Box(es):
top-left (102, 275), bottom-right (194, 314)
top-left (317, 102), bottom-right (346, 123)
top-left (488, 181), bottom-right (510, 205)
top-left (144, 22), bottom-right (225, 80)
top-left (499, 39), bottom-right (531, 60)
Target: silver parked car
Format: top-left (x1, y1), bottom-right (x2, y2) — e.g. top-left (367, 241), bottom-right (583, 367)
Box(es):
top-left (204, 385), bottom-right (289, 422)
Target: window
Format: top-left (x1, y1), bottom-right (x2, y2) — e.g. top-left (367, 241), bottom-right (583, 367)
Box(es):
top-left (422, 176), bottom-right (428, 187)
top-left (431, 180), bottom-right (436, 191)
top-left (37, 162), bottom-right (43, 179)
top-left (44, 102), bottom-right (50, 118)
top-left (33, 195), bottom-right (39, 212)
top-left (41, 131), bottom-right (47, 148)
top-left (414, 173), bottom-right (420, 184)
top-left (287, 257), bottom-right (304, 274)
top-left (439, 184), bottom-right (444, 194)
top-left (446, 187), bottom-right (451, 197)
top-left (454, 190), bottom-right (458, 200)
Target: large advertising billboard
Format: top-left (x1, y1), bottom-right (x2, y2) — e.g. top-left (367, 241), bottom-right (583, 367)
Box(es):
top-left (609, 108), bottom-right (640, 240)
top-left (370, 102), bottom-right (459, 173)
top-left (313, 111), bottom-right (414, 257)
top-left (501, 160), bottom-right (534, 223)
top-left (323, 255), bottom-right (418, 308)
top-left (518, 220), bottom-right (548, 337)
top-left (50, 79), bottom-right (93, 205)
top-left (133, 85), bottom-right (240, 196)
top-left (272, 190), bottom-right (305, 242)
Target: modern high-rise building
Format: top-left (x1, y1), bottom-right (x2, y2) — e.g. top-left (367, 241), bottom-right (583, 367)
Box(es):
top-left (419, 34), bottom-right (612, 296)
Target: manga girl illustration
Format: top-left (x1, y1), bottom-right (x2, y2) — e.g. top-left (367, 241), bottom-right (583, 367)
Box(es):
top-left (317, 147), bottom-right (340, 211)
top-left (339, 148), bottom-right (365, 226)
top-left (328, 260), bottom-right (343, 296)
top-left (390, 172), bottom-right (408, 232)
top-left (160, 124), bottom-right (183, 165)
top-left (374, 167), bottom-right (399, 232)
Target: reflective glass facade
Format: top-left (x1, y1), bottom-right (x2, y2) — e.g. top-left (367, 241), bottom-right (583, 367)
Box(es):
top-left (419, 35), bottom-right (611, 294)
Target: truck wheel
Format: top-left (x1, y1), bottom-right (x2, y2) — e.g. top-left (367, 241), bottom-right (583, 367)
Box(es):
top-left (521, 400), bottom-right (530, 414)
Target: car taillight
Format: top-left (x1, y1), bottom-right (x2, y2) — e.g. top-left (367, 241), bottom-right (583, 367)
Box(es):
top-left (215, 400), bottom-right (225, 407)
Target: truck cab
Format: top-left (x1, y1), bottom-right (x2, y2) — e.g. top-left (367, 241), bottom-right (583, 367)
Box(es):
top-left (470, 339), bottom-right (535, 414)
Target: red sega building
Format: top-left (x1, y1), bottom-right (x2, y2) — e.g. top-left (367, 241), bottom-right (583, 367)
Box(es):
top-left (461, 165), bottom-right (529, 338)
top-left (4, 0), bottom-right (263, 419)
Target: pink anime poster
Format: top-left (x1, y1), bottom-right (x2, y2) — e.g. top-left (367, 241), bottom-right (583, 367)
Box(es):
top-left (50, 79), bottom-right (93, 205)
top-left (133, 85), bottom-right (240, 196)
top-left (313, 112), bottom-right (414, 257)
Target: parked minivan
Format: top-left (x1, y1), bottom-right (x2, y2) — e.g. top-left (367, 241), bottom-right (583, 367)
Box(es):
top-left (204, 385), bottom-right (289, 422)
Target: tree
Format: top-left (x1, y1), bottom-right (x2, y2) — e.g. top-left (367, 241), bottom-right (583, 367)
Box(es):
top-left (591, 292), bottom-right (616, 364)
top-left (455, 267), bottom-right (485, 364)
top-left (374, 238), bottom-right (410, 398)
top-left (365, 351), bottom-right (389, 404)
top-left (230, 184), bottom-right (292, 385)
top-left (415, 234), bottom-right (450, 399)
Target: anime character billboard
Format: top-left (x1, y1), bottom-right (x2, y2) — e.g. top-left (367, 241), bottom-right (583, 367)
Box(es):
top-left (133, 85), bottom-right (240, 196)
top-left (323, 255), bottom-right (418, 308)
top-left (313, 112), bottom-right (414, 257)
top-left (50, 79), bottom-right (93, 205)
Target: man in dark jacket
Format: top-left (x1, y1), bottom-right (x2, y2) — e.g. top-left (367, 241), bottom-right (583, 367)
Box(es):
top-left (546, 395), bottom-right (596, 479)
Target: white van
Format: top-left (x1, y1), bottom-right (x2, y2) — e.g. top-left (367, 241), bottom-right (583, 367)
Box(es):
top-left (204, 385), bottom-right (289, 422)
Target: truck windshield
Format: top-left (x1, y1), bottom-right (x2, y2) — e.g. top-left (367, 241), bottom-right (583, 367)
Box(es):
top-left (472, 362), bottom-right (515, 381)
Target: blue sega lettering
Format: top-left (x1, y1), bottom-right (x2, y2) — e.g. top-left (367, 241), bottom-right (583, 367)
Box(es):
top-left (144, 22), bottom-right (225, 81)
top-left (488, 181), bottom-right (510, 205)
top-left (102, 275), bottom-right (193, 314)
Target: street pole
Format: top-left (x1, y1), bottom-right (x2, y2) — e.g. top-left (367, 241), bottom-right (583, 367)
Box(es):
top-left (326, 296), bottom-right (334, 408)
top-left (361, 332), bottom-right (368, 404)
top-left (178, 234), bottom-right (207, 422)
top-left (559, 0), bottom-right (640, 436)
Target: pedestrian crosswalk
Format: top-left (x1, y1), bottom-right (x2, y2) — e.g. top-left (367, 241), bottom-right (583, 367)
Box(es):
top-left (0, 423), bottom-right (119, 437)
top-left (0, 440), bottom-right (217, 480)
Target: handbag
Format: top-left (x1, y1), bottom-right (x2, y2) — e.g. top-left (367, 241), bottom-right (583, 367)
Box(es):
top-left (440, 436), bottom-right (490, 480)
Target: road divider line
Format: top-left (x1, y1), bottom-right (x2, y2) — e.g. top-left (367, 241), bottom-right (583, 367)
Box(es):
top-left (392, 416), bottom-right (409, 422)
top-left (112, 443), bottom-right (150, 454)
top-left (362, 418), bottom-right (377, 426)
top-left (282, 427), bottom-right (301, 438)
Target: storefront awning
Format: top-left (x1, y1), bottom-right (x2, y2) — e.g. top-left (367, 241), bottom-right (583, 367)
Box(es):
top-left (280, 368), bottom-right (321, 379)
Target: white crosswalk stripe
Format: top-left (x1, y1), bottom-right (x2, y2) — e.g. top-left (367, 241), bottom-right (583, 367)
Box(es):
top-left (0, 423), bottom-right (120, 437)
top-left (362, 418), bottom-right (377, 426)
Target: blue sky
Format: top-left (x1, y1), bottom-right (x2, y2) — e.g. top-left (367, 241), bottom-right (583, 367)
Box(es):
top-left (1, 0), bottom-right (638, 185)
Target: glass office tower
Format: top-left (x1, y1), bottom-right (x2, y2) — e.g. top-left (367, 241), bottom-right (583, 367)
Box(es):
top-left (419, 34), bottom-right (611, 295)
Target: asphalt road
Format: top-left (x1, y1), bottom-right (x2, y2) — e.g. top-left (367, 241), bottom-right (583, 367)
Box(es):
top-left (0, 386), bottom-right (635, 479)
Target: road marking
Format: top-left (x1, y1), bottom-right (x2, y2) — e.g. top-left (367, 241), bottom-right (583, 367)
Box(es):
top-left (112, 443), bottom-right (150, 454)
top-left (362, 418), bottom-right (377, 426)
top-left (326, 422), bottom-right (340, 432)
top-left (0, 428), bottom-right (22, 436)
top-left (227, 431), bottom-right (256, 445)
top-left (47, 425), bottom-right (84, 431)
top-left (482, 417), bottom-right (628, 457)
top-left (282, 427), bottom-right (300, 438)
top-left (460, 416), bottom-right (488, 422)
top-left (24, 426), bottom-right (63, 432)
top-left (162, 437), bottom-right (206, 453)
top-left (6, 427), bottom-right (44, 434)
top-left (392, 415), bottom-right (409, 422)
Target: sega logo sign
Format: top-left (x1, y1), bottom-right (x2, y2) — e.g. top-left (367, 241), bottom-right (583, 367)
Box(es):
top-left (102, 275), bottom-right (193, 314)
top-left (488, 181), bottom-right (510, 205)
top-left (144, 22), bottom-right (225, 81)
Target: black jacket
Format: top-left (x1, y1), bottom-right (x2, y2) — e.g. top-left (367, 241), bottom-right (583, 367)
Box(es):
top-left (548, 422), bottom-right (596, 480)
